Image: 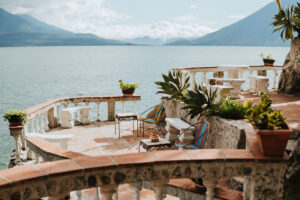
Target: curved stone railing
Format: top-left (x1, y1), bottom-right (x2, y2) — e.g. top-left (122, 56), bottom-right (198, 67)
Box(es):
top-left (0, 126), bottom-right (288, 200)
top-left (174, 65), bottom-right (282, 90)
top-left (9, 96), bottom-right (141, 159)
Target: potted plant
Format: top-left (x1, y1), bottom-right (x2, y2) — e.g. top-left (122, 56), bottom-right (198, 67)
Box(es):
top-left (259, 53), bottom-right (275, 66)
top-left (119, 80), bottom-right (138, 96)
top-left (3, 110), bottom-right (28, 127)
top-left (244, 92), bottom-right (293, 156)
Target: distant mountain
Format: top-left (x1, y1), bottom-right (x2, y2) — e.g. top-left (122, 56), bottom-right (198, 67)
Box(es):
top-left (166, 0), bottom-right (297, 47)
top-left (125, 37), bottom-right (184, 45)
top-left (0, 8), bottom-right (131, 46)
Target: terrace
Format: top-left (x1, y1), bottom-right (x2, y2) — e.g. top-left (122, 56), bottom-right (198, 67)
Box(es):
top-left (1, 66), bottom-right (300, 200)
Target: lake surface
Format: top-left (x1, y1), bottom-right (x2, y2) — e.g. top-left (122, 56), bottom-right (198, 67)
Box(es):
top-left (0, 46), bottom-right (289, 169)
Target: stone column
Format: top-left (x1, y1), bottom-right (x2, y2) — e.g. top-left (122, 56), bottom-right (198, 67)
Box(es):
top-left (100, 185), bottom-right (118, 200)
top-left (108, 100), bottom-right (116, 121)
top-left (152, 179), bottom-right (169, 200)
top-left (203, 177), bottom-right (218, 200)
top-left (48, 108), bottom-right (57, 128)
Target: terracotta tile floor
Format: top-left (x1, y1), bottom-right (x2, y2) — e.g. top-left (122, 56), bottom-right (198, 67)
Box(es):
top-left (49, 121), bottom-right (179, 200)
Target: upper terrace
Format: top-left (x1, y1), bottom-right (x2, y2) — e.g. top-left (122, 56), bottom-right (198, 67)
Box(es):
top-left (1, 66), bottom-right (300, 200)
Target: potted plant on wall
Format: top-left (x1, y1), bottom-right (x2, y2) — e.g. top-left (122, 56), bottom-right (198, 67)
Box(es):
top-left (259, 53), bottom-right (275, 66)
top-left (3, 110), bottom-right (28, 127)
top-left (245, 92), bottom-right (293, 156)
top-left (119, 80), bottom-right (138, 96)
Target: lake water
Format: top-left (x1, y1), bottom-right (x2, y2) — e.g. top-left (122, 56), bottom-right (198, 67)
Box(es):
top-left (0, 46), bottom-right (290, 169)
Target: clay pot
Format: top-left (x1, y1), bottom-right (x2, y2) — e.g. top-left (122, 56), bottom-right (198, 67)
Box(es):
top-left (122, 88), bottom-right (135, 96)
top-left (256, 127), bottom-right (293, 157)
top-left (9, 122), bottom-right (23, 127)
top-left (263, 59), bottom-right (275, 66)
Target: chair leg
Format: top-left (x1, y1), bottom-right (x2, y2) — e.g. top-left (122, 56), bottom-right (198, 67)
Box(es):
top-left (143, 121), bottom-right (145, 137)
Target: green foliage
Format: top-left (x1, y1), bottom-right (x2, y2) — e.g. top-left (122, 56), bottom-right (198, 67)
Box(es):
top-left (155, 70), bottom-right (190, 101)
top-left (3, 110), bottom-right (28, 125)
top-left (217, 97), bottom-right (246, 119)
top-left (245, 92), bottom-right (288, 130)
top-left (119, 80), bottom-right (138, 94)
top-left (272, 3), bottom-right (300, 40)
top-left (181, 84), bottom-right (218, 120)
top-left (259, 53), bottom-right (273, 60)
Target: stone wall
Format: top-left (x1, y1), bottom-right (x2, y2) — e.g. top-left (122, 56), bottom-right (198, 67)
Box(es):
top-left (162, 99), bottom-right (248, 149)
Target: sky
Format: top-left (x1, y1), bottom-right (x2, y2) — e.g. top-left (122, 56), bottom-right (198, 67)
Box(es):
top-left (0, 0), bottom-right (275, 41)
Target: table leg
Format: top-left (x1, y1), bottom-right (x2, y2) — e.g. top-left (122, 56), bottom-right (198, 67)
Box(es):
top-left (118, 119), bottom-right (120, 138)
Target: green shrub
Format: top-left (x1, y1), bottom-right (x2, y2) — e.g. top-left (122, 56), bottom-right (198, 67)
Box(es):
top-left (245, 92), bottom-right (288, 130)
top-left (3, 110), bottom-right (28, 125)
top-left (119, 80), bottom-right (138, 94)
top-left (155, 70), bottom-right (190, 101)
top-left (218, 97), bottom-right (246, 119)
top-left (181, 84), bottom-right (218, 120)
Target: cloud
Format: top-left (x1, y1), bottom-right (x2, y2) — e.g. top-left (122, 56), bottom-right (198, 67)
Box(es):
top-left (189, 4), bottom-right (197, 9)
top-left (95, 21), bottom-right (215, 40)
top-left (0, 0), bottom-right (215, 40)
top-left (228, 15), bottom-right (245, 19)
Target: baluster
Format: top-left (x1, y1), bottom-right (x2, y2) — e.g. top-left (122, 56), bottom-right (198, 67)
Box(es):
top-left (273, 69), bottom-right (277, 89)
top-left (134, 182), bottom-right (142, 200)
top-left (192, 72), bottom-right (196, 88)
top-left (202, 72), bottom-right (207, 85)
top-left (152, 179), bottom-right (169, 200)
top-left (133, 101), bottom-right (137, 114)
top-left (56, 105), bottom-right (60, 124)
top-left (34, 152), bottom-right (40, 164)
top-left (121, 101), bottom-right (125, 113)
top-left (74, 102), bottom-right (79, 122)
top-left (35, 115), bottom-right (39, 133)
top-left (100, 185), bottom-right (118, 200)
top-left (21, 126), bottom-right (27, 150)
top-left (44, 112), bottom-right (49, 131)
top-left (40, 113), bottom-right (45, 133)
top-left (96, 102), bottom-right (101, 121)
top-left (76, 190), bottom-right (83, 200)
top-left (108, 100), bottom-right (116, 121)
top-left (13, 135), bottom-right (20, 159)
top-left (203, 177), bottom-right (218, 200)
top-left (30, 118), bottom-right (35, 133)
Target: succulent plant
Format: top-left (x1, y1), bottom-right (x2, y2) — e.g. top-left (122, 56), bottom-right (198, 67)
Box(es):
top-left (218, 97), bottom-right (246, 119)
top-left (245, 92), bottom-right (288, 130)
top-left (155, 70), bottom-right (190, 101)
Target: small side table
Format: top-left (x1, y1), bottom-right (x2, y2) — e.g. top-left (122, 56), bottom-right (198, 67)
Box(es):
top-left (139, 138), bottom-right (172, 152)
top-left (115, 113), bottom-right (138, 138)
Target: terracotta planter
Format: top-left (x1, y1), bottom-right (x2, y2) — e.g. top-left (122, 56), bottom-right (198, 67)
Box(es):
top-left (263, 59), bottom-right (275, 66)
top-left (122, 88), bottom-right (135, 96)
top-left (255, 127), bottom-right (293, 157)
top-left (9, 122), bottom-right (23, 127)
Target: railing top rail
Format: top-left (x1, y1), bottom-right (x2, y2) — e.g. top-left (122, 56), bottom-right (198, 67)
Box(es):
top-left (173, 65), bottom-right (283, 73)
top-left (26, 95), bottom-right (141, 116)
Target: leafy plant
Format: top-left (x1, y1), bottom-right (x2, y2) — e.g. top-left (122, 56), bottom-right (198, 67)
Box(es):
top-left (3, 110), bottom-right (28, 125)
top-left (119, 80), bottom-right (138, 94)
top-left (272, 2), bottom-right (300, 40)
top-left (155, 70), bottom-right (190, 101)
top-left (259, 53), bottom-right (273, 60)
top-left (245, 92), bottom-right (288, 130)
top-left (218, 97), bottom-right (246, 119)
top-left (181, 84), bottom-right (218, 120)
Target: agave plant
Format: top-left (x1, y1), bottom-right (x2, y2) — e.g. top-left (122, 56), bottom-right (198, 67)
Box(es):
top-left (181, 84), bottom-right (218, 120)
top-left (155, 70), bottom-right (190, 100)
top-left (272, 2), bottom-right (300, 40)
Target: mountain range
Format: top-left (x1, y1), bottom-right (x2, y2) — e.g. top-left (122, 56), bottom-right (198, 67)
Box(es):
top-left (0, 8), bottom-right (130, 46)
top-left (0, 0), bottom-right (297, 47)
top-left (166, 0), bottom-right (297, 46)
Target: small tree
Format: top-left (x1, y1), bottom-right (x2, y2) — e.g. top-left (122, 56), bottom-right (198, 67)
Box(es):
top-left (272, 1), bottom-right (300, 96)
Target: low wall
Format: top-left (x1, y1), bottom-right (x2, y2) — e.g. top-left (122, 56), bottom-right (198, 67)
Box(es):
top-left (162, 99), bottom-right (247, 149)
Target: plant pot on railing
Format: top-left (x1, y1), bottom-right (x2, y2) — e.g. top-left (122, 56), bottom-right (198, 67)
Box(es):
top-left (245, 92), bottom-right (291, 157)
top-left (263, 59), bottom-right (275, 66)
top-left (119, 80), bottom-right (138, 97)
top-left (255, 128), bottom-right (293, 156)
top-left (122, 88), bottom-right (136, 97)
top-left (3, 110), bottom-right (28, 127)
